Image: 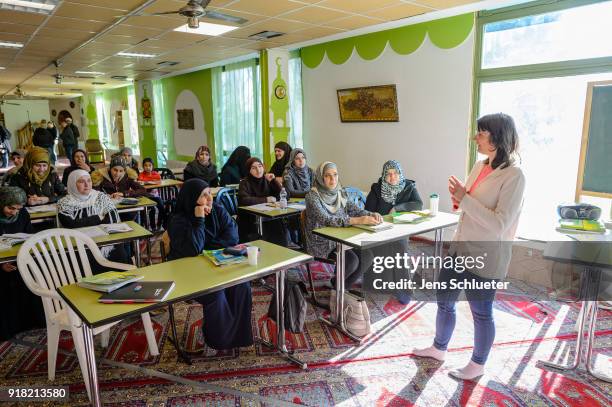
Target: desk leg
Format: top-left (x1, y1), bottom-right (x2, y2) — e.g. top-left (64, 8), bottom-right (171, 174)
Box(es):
top-left (82, 322), bottom-right (101, 407)
top-left (133, 239), bottom-right (141, 267)
top-left (254, 216), bottom-right (275, 292)
top-left (144, 206), bottom-right (151, 231)
top-left (260, 269), bottom-right (307, 369)
top-left (166, 303), bottom-right (193, 365)
top-left (584, 269), bottom-right (612, 383)
top-left (146, 237), bottom-right (152, 265)
top-left (319, 243), bottom-right (362, 343)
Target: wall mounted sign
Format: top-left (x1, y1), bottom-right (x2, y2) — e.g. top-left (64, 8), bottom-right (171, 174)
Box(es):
top-left (337, 84), bottom-right (399, 122)
top-left (177, 109), bottom-right (194, 130)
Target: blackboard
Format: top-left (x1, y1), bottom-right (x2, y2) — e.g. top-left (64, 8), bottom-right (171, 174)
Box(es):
top-left (576, 81), bottom-right (612, 200)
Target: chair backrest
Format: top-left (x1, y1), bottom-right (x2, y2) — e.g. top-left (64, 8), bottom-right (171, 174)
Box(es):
top-left (299, 210), bottom-right (310, 253)
top-left (215, 187), bottom-right (238, 216)
top-left (16, 229), bottom-right (109, 318)
top-left (85, 139), bottom-right (103, 152)
top-left (345, 186), bottom-right (366, 209)
top-left (154, 167), bottom-right (176, 180)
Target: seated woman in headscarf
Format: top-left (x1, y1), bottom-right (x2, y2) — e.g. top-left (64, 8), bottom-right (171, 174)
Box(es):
top-left (237, 157), bottom-right (288, 246)
top-left (220, 146), bottom-right (250, 186)
top-left (10, 146), bottom-right (66, 206)
top-left (283, 148), bottom-right (315, 198)
top-left (57, 170), bottom-right (129, 264)
top-left (167, 178), bottom-right (253, 350)
top-left (365, 160), bottom-right (423, 215)
top-left (62, 149), bottom-right (94, 186)
top-left (92, 156), bottom-right (146, 199)
top-left (0, 187), bottom-right (45, 341)
top-left (304, 162), bottom-right (382, 288)
top-left (269, 141), bottom-right (291, 185)
top-left (184, 145), bottom-right (218, 187)
top-left (120, 147), bottom-right (139, 174)
top-left (365, 160), bottom-right (423, 304)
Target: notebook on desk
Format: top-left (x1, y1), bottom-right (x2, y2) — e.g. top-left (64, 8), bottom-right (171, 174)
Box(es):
top-left (98, 281), bottom-right (175, 303)
top-left (354, 222), bottom-right (394, 233)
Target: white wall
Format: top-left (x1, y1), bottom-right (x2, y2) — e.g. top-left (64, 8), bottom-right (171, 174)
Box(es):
top-left (173, 89), bottom-right (206, 156)
top-left (2, 99), bottom-right (50, 149)
top-left (302, 32), bottom-right (474, 212)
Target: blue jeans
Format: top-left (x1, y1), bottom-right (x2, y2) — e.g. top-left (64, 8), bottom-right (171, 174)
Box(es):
top-left (64, 145), bottom-right (75, 161)
top-left (433, 265), bottom-right (497, 365)
top-left (47, 146), bottom-right (56, 165)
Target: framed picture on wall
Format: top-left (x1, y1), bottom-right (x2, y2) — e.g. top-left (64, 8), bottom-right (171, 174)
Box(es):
top-left (177, 109), bottom-right (195, 130)
top-left (337, 84), bottom-right (399, 122)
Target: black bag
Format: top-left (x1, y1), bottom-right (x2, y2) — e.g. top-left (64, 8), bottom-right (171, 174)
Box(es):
top-left (267, 279), bottom-right (308, 333)
top-left (0, 126), bottom-right (11, 141)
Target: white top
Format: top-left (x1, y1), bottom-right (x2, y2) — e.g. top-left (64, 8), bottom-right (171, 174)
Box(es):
top-left (451, 159), bottom-right (526, 279)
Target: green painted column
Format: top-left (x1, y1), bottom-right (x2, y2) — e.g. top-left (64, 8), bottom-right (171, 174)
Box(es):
top-left (262, 49), bottom-right (291, 167)
top-left (84, 93), bottom-right (99, 141)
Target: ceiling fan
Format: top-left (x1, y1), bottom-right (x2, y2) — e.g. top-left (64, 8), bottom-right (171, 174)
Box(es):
top-left (13, 85), bottom-right (26, 98)
top-left (128, 0), bottom-right (248, 28)
top-left (0, 98), bottom-right (21, 107)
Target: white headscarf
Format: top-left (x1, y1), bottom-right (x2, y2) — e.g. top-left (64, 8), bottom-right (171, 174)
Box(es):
top-left (58, 170), bottom-right (117, 221)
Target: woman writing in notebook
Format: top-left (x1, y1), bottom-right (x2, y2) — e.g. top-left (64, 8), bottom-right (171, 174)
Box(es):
top-left (413, 113), bottom-right (526, 380)
top-left (304, 162), bottom-right (381, 290)
top-left (167, 179), bottom-right (253, 350)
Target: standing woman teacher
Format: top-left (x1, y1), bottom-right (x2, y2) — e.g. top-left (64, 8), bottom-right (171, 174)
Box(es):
top-left (413, 113), bottom-right (526, 380)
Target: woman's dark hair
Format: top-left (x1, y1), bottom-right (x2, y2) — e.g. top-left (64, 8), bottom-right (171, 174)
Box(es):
top-left (223, 146), bottom-right (251, 177)
top-left (477, 113), bottom-right (520, 170)
top-left (142, 157), bottom-right (154, 165)
top-left (71, 148), bottom-right (90, 166)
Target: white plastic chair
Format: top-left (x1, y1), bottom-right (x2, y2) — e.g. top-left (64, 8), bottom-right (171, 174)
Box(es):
top-left (16, 228), bottom-right (159, 399)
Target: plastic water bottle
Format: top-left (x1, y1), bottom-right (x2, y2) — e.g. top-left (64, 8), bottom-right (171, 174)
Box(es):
top-left (429, 193), bottom-right (439, 216)
top-left (279, 188), bottom-right (288, 209)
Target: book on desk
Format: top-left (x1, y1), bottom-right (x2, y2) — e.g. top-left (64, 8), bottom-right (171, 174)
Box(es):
top-left (77, 271), bottom-right (144, 293)
top-left (98, 281), bottom-right (175, 303)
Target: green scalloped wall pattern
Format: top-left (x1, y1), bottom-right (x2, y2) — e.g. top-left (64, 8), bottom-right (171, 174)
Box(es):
top-left (302, 13), bottom-right (474, 69)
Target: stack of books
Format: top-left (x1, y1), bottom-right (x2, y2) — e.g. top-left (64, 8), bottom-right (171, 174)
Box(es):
top-left (77, 271), bottom-right (144, 293)
top-left (0, 233), bottom-right (31, 250)
top-left (557, 219), bottom-right (606, 234)
top-left (203, 245), bottom-right (248, 266)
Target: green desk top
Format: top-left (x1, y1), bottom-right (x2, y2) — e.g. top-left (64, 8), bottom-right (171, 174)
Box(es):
top-left (0, 221), bottom-right (151, 263)
top-left (116, 196), bottom-right (157, 210)
top-left (313, 211), bottom-right (459, 249)
top-left (57, 240), bottom-right (312, 328)
top-left (28, 205), bottom-right (58, 220)
top-left (239, 199), bottom-right (304, 219)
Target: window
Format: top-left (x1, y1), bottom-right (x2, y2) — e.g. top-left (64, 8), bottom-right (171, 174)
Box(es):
top-left (212, 59), bottom-right (262, 167)
top-left (152, 79), bottom-right (168, 166)
top-left (288, 53), bottom-right (303, 149)
top-left (95, 93), bottom-right (110, 147)
top-left (475, 0), bottom-right (612, 240)
top-left (126, 85), bottom-right (140, 155)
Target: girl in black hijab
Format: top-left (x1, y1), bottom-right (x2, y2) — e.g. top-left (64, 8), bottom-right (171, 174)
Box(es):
top-left (220, 146), bottom-right (251, 186)
top-left (183, 145), bottom-right (219, 187)
top-left (62, 149), bottom-right (93, 186)
top-left (269, 141), bottom-right (292, 181)
top-left (167, 178), bottom-right (253, 350)
top-left (236, 157), bottom-right (288, 246)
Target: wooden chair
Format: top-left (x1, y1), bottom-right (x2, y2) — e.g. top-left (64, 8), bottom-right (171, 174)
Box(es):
top-left (16, 229), bottom-right (159, 400)
top-left (85, 139), bottom-right (105, 164)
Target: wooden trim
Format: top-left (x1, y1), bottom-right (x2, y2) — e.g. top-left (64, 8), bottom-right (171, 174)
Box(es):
top-left (575, 80), bottom-right (612, 201)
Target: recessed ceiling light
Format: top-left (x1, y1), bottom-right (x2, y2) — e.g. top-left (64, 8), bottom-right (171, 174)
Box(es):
top-left (117, 52), bottom-right (156, 58)
top-left (0, 41), bottom-right (24, 48)
top-left (0, 0), bottom-right (56, 11)
top-left (174, 22), bottom-right (238, 36)
top-left (75, 70), bottom-right (104, 76)
top-left (0, 67), bottom-right (5, 70)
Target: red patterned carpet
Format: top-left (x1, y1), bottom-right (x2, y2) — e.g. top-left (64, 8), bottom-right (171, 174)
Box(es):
top-left (0, 262), bottom-right (611, 406)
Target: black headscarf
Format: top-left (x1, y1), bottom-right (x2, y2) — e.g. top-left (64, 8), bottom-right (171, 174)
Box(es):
top-left (175, 178), bottom-right (209, 222)
top-left (244, 157), bottom-right (272, 197)
top-left (222, 146), bottom-right (251, 178)
top-left (70, 148), bottom-right (91, 167)
top-left (270, 141), bottom-right (292, 177)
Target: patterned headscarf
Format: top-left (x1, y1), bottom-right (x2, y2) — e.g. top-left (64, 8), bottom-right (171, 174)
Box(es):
top-left (311, 162), bottom-right (346, 214)
top-left (24, 146), bottom-right (51, 186)
top-left (58, 170), bottom-right (118, 221)
top-left (0, 186), bottom-right (26, 224)
top-left (380, 160), bottom-right (406, 204)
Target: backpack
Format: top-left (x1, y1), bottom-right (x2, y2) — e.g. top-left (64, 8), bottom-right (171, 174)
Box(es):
top-left (267, 279), bottom-right (308, 333)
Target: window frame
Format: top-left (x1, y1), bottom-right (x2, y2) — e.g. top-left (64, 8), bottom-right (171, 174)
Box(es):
top-left (470, 0), bottom-right (612, 169)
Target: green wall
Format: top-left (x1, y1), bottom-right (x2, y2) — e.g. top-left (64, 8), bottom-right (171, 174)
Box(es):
top-left (159, 69), bottom-right (215, 162)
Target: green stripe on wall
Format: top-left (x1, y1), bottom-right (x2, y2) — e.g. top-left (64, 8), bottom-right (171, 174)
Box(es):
top-left (302, 13), bottom-right (474, 69)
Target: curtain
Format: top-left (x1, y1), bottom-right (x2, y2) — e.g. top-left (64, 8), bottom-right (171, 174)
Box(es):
top-left (126, 85), bottom-right (140, 155)
top-left (95, 93), bottom-right (110, 147)
top-left (288, 54), bottom-right (303, 149)
top-left (152, 79), bottom-right (168, 165)
top-left (212, 59), bottom-right (262, 167)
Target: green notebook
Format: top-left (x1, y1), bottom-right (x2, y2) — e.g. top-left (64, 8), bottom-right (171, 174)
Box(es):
top-left (77, 271), bottom-right (144, 293)
top-left (557, 219), bottom-right (606, 234)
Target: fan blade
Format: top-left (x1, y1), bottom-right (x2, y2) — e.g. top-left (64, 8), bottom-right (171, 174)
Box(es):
top-left (8, 102), bottom-right (20, 106)
top-left (196, 0), bottom-right (212, 7)
top-left (151, 11), bottom-right (181, 16)
top-left (204, 10), bottom-right (248, 25)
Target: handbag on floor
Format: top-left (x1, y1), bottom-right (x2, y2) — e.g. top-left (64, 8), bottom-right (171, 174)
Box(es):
top-left (268, 279), bottom-right (308, 333)
top-left (329, 289), bottom-right (371, 337)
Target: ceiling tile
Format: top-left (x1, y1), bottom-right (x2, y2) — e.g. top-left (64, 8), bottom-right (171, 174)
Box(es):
top-left (282, 6), bottom-right (350, 24)
top-left (141, 0), bottom-right (187, 19)
top-left (202, 8), bottom-right (265, 26)
top-left (0, 32), bottom-right (28, 43)
top-left (0, 10), bottom-right (47, 25)
top-left (54, 3), bottom-right (126, 21)
top-left (323, 15), bottom-right (383, 30)
top-left (107, 24), bottom-right (165, 41)
top-left (292, 25), bottom-right (345, 38)
top-left (366, 3), bottom-right (432, 20)
top-left (222, 0), bottom-right (305, 17)
top-left (45, 17), bottom-right (109, 32)
top-left (0, 22), bottom-right (38, 35)
top-left (122, 15), bottom-right (184, 30)
top-left (319, 0), bottom-right (401, 13)
top-left (92, 34), bottom-right (140, 46)
top-left (36, 28), bottom-right (95, 42)
top-left (414, 0), bottom-right (476, 9)
top-left (65, 0), bottom-right (146, 11)
top-left (199, 36), bottom-right (251, 48)
top-left (227, 18), bottom-right (314, 39)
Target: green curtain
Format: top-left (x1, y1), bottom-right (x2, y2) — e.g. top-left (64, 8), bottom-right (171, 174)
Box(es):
top-left (212, 58), bottom-right (262, 167)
